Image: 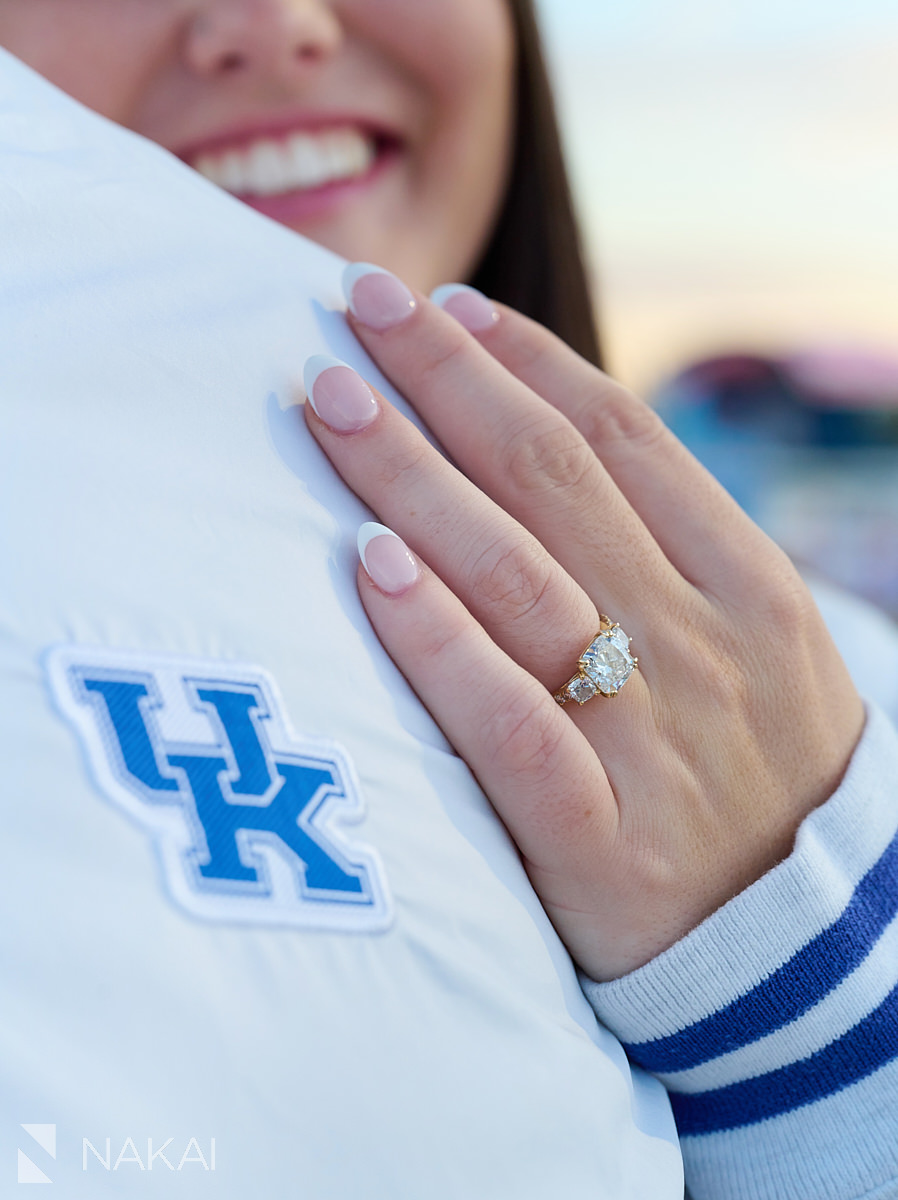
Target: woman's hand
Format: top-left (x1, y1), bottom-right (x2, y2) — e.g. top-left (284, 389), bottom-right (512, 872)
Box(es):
top-left (303, 266), bottom-right (865, 982)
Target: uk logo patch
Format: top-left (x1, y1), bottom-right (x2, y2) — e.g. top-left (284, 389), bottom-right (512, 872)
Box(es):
top-left (46, 647), bottom-right (392, 933)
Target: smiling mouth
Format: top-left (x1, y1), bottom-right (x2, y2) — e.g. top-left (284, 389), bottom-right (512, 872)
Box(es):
top-left (190, 127), bottom-right (384, 198)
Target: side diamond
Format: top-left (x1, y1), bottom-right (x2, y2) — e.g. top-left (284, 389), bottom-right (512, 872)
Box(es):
top-left (567, 676), bottom-right (598, 704)
top-left (609, 625), bottom-right (630, 652)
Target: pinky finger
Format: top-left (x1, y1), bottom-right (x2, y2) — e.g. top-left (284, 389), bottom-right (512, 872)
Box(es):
top-left (356, 523), bottom-right (618, 870)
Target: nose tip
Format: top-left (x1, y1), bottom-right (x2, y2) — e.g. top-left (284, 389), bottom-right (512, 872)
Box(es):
top-left (186, 0), bottom-right (342, 80)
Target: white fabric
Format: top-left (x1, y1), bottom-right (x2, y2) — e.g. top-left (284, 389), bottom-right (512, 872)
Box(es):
top-left (0, 49), bottom-right (681, 1198)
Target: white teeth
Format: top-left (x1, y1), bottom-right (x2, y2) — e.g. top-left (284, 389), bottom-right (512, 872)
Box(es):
top-left (218, 150), bottom-right (246, 193)
top-left (287, 137), bottom-right (324, 188)
top-left (246, 140), bottom-right (287, 195)
top-left (193, 129), bottom-right (377, 197)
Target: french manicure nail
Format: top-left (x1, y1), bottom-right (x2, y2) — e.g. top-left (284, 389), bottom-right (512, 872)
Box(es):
top-left (342, 262), bottom-right (417, 331)
top-left (430, 283), bottom-right (499, 333)
top-left (303, 354), bottom-right (378, 432)
top-left (358, 523), bottom-right (420, 594)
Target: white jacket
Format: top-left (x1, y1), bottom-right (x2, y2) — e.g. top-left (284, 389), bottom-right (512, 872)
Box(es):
top-left (2, 48), bottom-right (896, 1199)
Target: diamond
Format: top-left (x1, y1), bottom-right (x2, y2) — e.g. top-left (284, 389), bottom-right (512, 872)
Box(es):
top-left (581, 628), bottom-right (636, 695)
top-left (567, 676), bottom-right (598, 705)
top-left (609, 624), bottom-right (630, 652)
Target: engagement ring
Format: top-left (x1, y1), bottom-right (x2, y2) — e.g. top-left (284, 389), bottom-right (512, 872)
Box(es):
top-left (554, 616), bottom-right (638, 706)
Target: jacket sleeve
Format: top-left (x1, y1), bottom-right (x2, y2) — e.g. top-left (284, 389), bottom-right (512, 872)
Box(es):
top-left (582, 700), bottom-right (898, 1200)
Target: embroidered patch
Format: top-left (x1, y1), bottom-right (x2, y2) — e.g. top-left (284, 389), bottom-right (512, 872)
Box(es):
top-left (46, 647), bottom-right (392, 933)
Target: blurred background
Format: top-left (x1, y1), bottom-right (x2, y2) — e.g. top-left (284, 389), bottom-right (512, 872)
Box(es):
top-left (535, 0), bottom-right (898, 616)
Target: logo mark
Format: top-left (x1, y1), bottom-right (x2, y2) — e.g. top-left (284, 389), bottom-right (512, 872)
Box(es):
top-left (47, 648), bottom-right (392, 932)
top-left (18, 1124), bottom-right (55, 1185)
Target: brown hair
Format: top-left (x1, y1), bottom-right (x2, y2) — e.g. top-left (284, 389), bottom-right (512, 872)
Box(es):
top-left (468, 0), bottom-right (602, 368)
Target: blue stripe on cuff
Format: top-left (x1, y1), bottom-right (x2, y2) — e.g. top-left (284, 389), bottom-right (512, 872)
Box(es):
top-left (623, 828), bottom-right (898, 1073)
top-left (671, 979), bottom-right (898, 1135)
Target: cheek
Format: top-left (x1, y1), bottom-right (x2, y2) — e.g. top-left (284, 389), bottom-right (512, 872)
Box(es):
top-left (344, 0), bottom-right (515, 157)
top-left (418, 5), bottom-right (517, 274)
top-left (0, 4), bottom-right (169, 123)
top-left (411, 0), bottom-right (515, 133)
top-left (364, 1), bottom-right (516, 239)
top-left (424, 1), bottom-right (515, 95)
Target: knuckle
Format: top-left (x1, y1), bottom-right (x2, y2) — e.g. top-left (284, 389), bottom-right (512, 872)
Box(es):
top-left (706, 653), bottom-right (753, 719)
top-left (653, 611), bottom-right (753, 738)
top-left (416, 323), bottom-right (471, 383)
top-left (372, 440), bottom-right (432, 492)
top-left (465, 531), bottom-right (558, 626)
top-left (481, 687), bottom-right (564, 786)
top-left (414, 611), bottom-right (472, 673)
top-left (727, 548), bottom-right (817, 639)
top-left (501, 313), bottom-right (559, 375)
top-left (579, 385), bottom-right (667, 459)
top-left (504, 413), bottom-right (595, 497)
top-left (756, 557), bottom-right (816, 631)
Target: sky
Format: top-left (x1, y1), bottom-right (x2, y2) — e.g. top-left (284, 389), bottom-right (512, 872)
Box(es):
top-left (534, 0), bottom-right (898, 391)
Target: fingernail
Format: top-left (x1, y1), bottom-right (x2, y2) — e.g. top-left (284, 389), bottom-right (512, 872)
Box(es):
top-left (303, 354), bottom-right (378, 432)
top-left (358, 523), bottom-right (420, 594)
top-left (342, 262), bottom-right (417, 330)
top-left (430, 283), bottom-right (499, 333)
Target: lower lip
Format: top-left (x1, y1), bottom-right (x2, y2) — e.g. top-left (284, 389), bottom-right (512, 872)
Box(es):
top-left (226, 143), bottom-right (398, 227)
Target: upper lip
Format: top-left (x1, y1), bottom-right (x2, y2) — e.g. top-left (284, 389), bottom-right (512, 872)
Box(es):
top-left (173, 111), bottom-right (401, 165)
